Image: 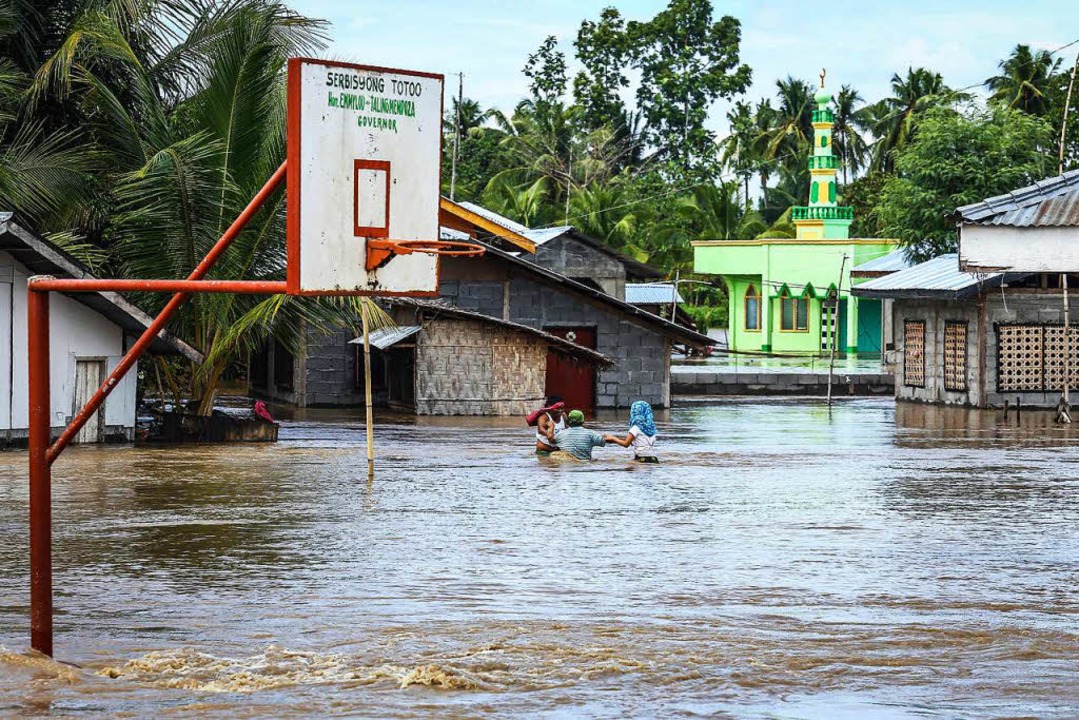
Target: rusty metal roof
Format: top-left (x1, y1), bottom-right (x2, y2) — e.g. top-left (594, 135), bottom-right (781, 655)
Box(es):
top-left (954, 170), bottom-right (1079, 227)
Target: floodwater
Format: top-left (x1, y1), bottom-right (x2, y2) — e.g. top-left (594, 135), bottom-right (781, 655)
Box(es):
top-left (2, 398), bottom-right (1079, 718)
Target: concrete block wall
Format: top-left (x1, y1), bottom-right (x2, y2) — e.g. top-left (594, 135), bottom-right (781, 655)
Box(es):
top-left (893, 291), bottom-right (1077, 409)
top-left (534, 236), bottom-right (626, 300)
top-left (437, 279), bottom-right (505, 317)
top-left (506, 277), bottom-right (671, 408)
top-left (303, 327), bottom-right (364, 407)
top-left (893, 299), bottom-right (980, 407)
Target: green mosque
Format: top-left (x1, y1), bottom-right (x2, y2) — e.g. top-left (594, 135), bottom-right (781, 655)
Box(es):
top-left (693, 74), bottom-right (896, 356)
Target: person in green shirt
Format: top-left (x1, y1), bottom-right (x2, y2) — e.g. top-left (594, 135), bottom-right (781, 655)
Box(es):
top-left (552, 410), bottom-right (607, 460)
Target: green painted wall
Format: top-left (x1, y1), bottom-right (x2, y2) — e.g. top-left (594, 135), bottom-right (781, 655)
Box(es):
top-left (694, 240), bottom-right (894, 355)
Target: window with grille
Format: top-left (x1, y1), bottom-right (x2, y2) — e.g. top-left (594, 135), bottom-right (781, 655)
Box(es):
top-left (904, 320), bottom-right (925, 387)
top-left (943, 321), bottom-right (968, 391)
top-left (997, 323), bottom-right (1079, 392)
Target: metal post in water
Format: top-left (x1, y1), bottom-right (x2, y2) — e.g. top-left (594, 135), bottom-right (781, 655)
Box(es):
top-left (27, 285), bottom-right (52, 656)
top-left (361, 300), bottom-right (375, 474)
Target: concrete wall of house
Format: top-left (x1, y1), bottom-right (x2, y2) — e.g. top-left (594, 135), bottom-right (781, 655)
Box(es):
top-left (439, 255), bottom-right (673, 407)
top-left (893, 298), bottom-right (981, 407)
top-left (893, 290), bottom-right (1079, 409)
top-left (414, 318), bottom-right (546, 415)
top-left (302, 328), bottom-right (362, 407)
top-left (533, 235), bottom-right (626, 299)
top-left (1, 251), bottom-right (136, 442)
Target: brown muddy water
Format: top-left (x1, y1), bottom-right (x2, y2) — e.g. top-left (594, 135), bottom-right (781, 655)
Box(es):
top-left (2, 398), bottom-right (1079, 718)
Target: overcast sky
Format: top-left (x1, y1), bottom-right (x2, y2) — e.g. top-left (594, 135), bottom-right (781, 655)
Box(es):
top-left (290, 0), bottom-right (1079, 137)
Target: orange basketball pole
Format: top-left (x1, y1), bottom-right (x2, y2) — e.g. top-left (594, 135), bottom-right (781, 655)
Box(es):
top-left (26, 162), bottom-right (286, 657)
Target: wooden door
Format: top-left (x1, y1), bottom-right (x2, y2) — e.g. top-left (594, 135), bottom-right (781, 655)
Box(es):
top-left (74, 359), bottom-right (106, 444)
top-left (544, 327), bottom-right (596, 415)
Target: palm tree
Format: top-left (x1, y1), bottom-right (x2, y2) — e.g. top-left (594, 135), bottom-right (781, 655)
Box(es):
top-left (720, 100), bottom-right (757, 204)
top-left (762, 76), bottom-right (814, 169)
top-left (986, 44), bottom-right (1061, 116)
top-left (0, 57), bottom-right (93, 240)
top-left (678, 182), bottom-right (746, 241)
top-left (832, 84), bottom-right (869, 185)
top-left (31, 0), bottom-right (378, 415)
top-left (865, 67), bottom-right (960, 172)
top-left (444, 97), bottom-right (490, 136)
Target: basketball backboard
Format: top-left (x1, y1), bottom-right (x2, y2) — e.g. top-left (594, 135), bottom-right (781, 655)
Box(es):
top-left (286, 58), bottom-right (443, 295)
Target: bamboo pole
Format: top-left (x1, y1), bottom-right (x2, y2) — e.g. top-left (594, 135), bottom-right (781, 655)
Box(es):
top-left (1065, 273), bottom-right (1071, 406)
top-left (361, 300), bottom-right (375, 472)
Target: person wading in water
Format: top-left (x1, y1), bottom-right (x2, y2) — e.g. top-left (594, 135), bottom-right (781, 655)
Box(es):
top-left (605, 400), bottom-right (659, 463)
top-left (533, 396), bottom-right (566, 454)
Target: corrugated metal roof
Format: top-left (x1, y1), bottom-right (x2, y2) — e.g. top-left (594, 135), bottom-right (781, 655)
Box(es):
top-left (440, 226), bottom-right (471, 241)
top-left (954, 170), bottom-right (1079, 226)
top-left (851, 249), bottom-right (913, 274)
top-left (988, 188), bottom-right (1079, 227)
top-left (456, 201), bottom-right (530, 235)
top-left (348, 325), bottom-right (422, 350)
top-left (524, 226), bottom-right (572, 245)
top-left (384, 299), bottom-right (615, 366)
top-left (625, 283), bottom-right (684, 305)
top-left (852, 254), bottom-right (1025, 299)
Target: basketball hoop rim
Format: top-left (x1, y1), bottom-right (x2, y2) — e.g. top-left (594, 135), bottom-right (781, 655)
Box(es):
top-left (365, 238), bottom-right (485, 271)
top-left (367, 238), bottom-right (485, 257)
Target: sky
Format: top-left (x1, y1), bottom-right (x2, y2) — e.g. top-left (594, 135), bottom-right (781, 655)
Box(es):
top-left (289, 0), bottom-right (1079, 138)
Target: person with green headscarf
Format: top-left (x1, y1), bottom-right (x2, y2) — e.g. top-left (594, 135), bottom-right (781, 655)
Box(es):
top-left (552, 410), bottom-right (607, 461)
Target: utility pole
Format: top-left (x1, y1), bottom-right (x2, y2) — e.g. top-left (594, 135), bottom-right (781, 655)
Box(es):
top-left (450, 72), bottom-right (463, 200)
top-left (1060, 52), bottom-right (1078, 176)
top-left (564, 150), bottom-right (572, 224)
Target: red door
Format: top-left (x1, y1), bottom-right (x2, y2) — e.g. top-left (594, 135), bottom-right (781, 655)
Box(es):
top-left (545, 327), bottom-right (596, 415)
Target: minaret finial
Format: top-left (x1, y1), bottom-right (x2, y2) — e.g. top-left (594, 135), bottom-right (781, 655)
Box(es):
top-left (819, 68), bottom-right (826, 89)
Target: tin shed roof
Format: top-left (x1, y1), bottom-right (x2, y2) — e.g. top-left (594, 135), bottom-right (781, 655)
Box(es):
top-left (852, 254), bottom-right (1028, 300)
top-left (850, 249), bottom-right (914, 278)
top-left (953, 170), bottom-right (1079, 227)
top-left (625, 283), bottom-right (685, 305)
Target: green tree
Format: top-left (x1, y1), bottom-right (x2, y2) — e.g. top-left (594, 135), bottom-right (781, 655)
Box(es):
top-left (30, 0), bottom-right (377, 415)
top-left (865, 67), bottom-right (959, 173)
top-left (832, 84), bottom-right (869, 185)
top-left (759, 76), bottom-right (813, 204)
top-left (877, 106), bottom-right (1053, 261)
top-left (843, 170), bottom-right (889, 238)
top-left (720, 100), bottom-right (757, 203)
top-left (523, 35), bottom-right (567, 105)
top-left (627, 0), bottom-right (751, 177)
top-left (986, 44), bottom-right (1061, 116)
top-left (573, 7), bottom-right (630, 131)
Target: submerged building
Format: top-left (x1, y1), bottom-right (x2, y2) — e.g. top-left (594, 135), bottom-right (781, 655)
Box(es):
top-left (853, 172), bottom-right (1079, 408)
top-left (693, 77), bottom-right (895, 356)
top-left (0, 214), bottom-right (201, 445)
top-left (250, 200), bottom-right (712, 415)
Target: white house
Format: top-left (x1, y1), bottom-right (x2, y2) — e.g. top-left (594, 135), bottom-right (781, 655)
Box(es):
top-left (0, 214), bottom-right (201, 445)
